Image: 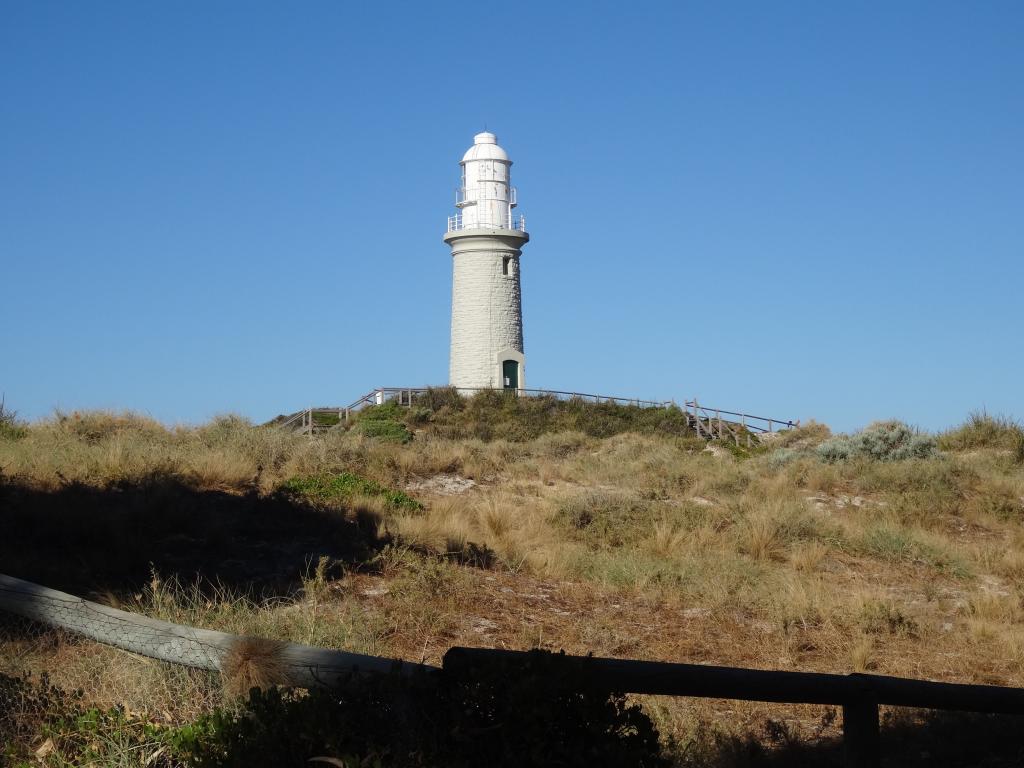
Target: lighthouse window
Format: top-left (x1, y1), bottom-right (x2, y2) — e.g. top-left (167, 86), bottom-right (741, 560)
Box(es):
top-left (502, 257), bottom-right (511, 276)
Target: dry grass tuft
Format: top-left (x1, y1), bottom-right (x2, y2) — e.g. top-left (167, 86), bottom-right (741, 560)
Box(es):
top-left (220, 636), bottom-right (291, 698)
top-left (739, 512), bottom-right (785, 562)
top-left (647, 519), bottom-right (688, 558)
top-left (939, 410), bottom-right (1024, 452)
top-left (849, 635), bottom-right (876, 672)
top-left (774, 419), bottom-right (832, 449)
top-left (789, 541), bottom-right (829, 572)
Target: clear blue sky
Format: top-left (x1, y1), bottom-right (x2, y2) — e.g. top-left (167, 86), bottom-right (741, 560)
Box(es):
top-left (2, 2), bottom-right (1021, 432)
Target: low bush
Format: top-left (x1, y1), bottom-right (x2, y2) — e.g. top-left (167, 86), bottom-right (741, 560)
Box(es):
top-left (279, 472), bottom-right (422, 511)
top-left (414, 387), bottom-right (466, 413)
top-left (817, 421), bottom-right (938, 463)
top-left (354, 402), bottom-right (414, 444)
top-left (0, 672), bottom-right (175, 767)
top-left (169, 652), bottom-right (666, 768)
top-left (766, 447), bottom-right (801, 470)
top-left (858, 525), bottom-right (969, 577)
top-left (2, 658), bottom-right (667, 768)
top-left (1, 672), bottom-right (66, 763)
top-left (358, 419), bottom-right (414, 443)
top-left (554, 491), bottom-right (658, 549)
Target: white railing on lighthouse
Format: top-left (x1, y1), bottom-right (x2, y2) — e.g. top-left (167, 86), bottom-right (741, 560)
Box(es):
top-left (447, 212), bottom-right (526, 233)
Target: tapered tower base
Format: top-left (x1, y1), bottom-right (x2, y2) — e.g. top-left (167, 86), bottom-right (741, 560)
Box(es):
top-left (445, 227), bottom-right (528, 392)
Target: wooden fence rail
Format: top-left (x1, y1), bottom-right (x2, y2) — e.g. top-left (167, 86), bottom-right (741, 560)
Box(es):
top-left (0, 574), bottom-right (432, 687)
top-left (6, 573), bottom-right (1021, 767)
top-left (443, 648), bottom-right (1024, 768)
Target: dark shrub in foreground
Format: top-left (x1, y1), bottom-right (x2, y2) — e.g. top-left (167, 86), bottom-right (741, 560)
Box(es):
top-left (171, 651), bottom-right (666, 768)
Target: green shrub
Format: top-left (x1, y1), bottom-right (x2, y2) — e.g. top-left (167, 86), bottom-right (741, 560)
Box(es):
top-left (414, 387), bottom-right (465, 412)
top-left (405, 406), bottom-right (433, 426)
top-left (44, 705), bottom-right (172, 766)
top-left (858, 526), bottom-right (969, 577)
top-left (314, 411), bottom-right (342, 427)
top-left (359, 402), bottom-right (406, 422)
top-left (355, 403), bottom-right (414, 443)
top-left (1, 672), bottom-right (70, 763)
top-left (357, 419), bottom-right (413, 443)
top-left (554, 491), bottom-right (658, 549)
top-left (170, 652), bottom-right (667, 768)
top-left (766, 448), bottom-right (801, 470)
top-left (816, 438), bottom-right (853, 463)
top-left (1, 673), bottom-right (174, 767)
top-left (279, 472), bottom-right (421, 511)
top-left (817, 421), bottom-right (938, 463)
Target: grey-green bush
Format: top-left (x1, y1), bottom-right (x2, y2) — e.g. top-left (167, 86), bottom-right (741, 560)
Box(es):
top-left (766, 447), bottom-right (801, 469)
top-left (817, 421), bottom-right (937, 463)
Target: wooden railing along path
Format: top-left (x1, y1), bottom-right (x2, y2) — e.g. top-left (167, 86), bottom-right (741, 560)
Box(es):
top-left (3, 573), bottom-right (1023, 767)
top-left (0, 574), bottom-right (428, 687)
top-left (278, 386), bottom-right (798, 444)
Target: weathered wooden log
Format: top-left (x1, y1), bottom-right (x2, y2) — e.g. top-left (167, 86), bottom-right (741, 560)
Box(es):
top-left (0, 574), bottom-right (435, 687)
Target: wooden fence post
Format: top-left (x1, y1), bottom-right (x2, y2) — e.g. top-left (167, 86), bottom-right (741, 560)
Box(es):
top-left (843, 698), bottom-right (880, 768)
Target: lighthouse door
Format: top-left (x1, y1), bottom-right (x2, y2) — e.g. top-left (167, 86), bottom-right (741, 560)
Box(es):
top-left (502, 360), bottom-right (519, 390)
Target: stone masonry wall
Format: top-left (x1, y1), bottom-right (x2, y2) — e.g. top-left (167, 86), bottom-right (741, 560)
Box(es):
top-left (450, 247), bottom-right (522, 390)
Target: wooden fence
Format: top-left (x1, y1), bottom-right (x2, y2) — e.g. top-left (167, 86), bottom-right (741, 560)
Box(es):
top-left (6, 573), bottom-right (1021, 767)
top-left (444, 647), bottom-right (1024, 767)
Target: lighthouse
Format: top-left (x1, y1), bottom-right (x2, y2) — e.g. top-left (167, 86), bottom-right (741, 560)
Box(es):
top-left (444, 132), bottom-right (529, 392)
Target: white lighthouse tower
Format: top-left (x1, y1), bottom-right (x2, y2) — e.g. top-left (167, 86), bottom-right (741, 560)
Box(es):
top-left (444, 131), bottom-right (529, 392)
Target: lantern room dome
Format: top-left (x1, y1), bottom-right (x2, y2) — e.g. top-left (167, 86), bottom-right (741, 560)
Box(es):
top-left (461, 132), bottom-right (509, 163)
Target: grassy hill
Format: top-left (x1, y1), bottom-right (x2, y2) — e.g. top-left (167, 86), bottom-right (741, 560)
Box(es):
top-left (2, 397), bottom-right (1023, 765)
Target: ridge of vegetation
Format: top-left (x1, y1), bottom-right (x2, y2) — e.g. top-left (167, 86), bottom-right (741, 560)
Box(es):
top-left (341, 389), bottom-right (699, 443)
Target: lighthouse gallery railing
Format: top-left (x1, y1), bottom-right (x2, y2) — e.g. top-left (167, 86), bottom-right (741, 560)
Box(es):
top-left (447, 212), bottom-right (527, 233)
